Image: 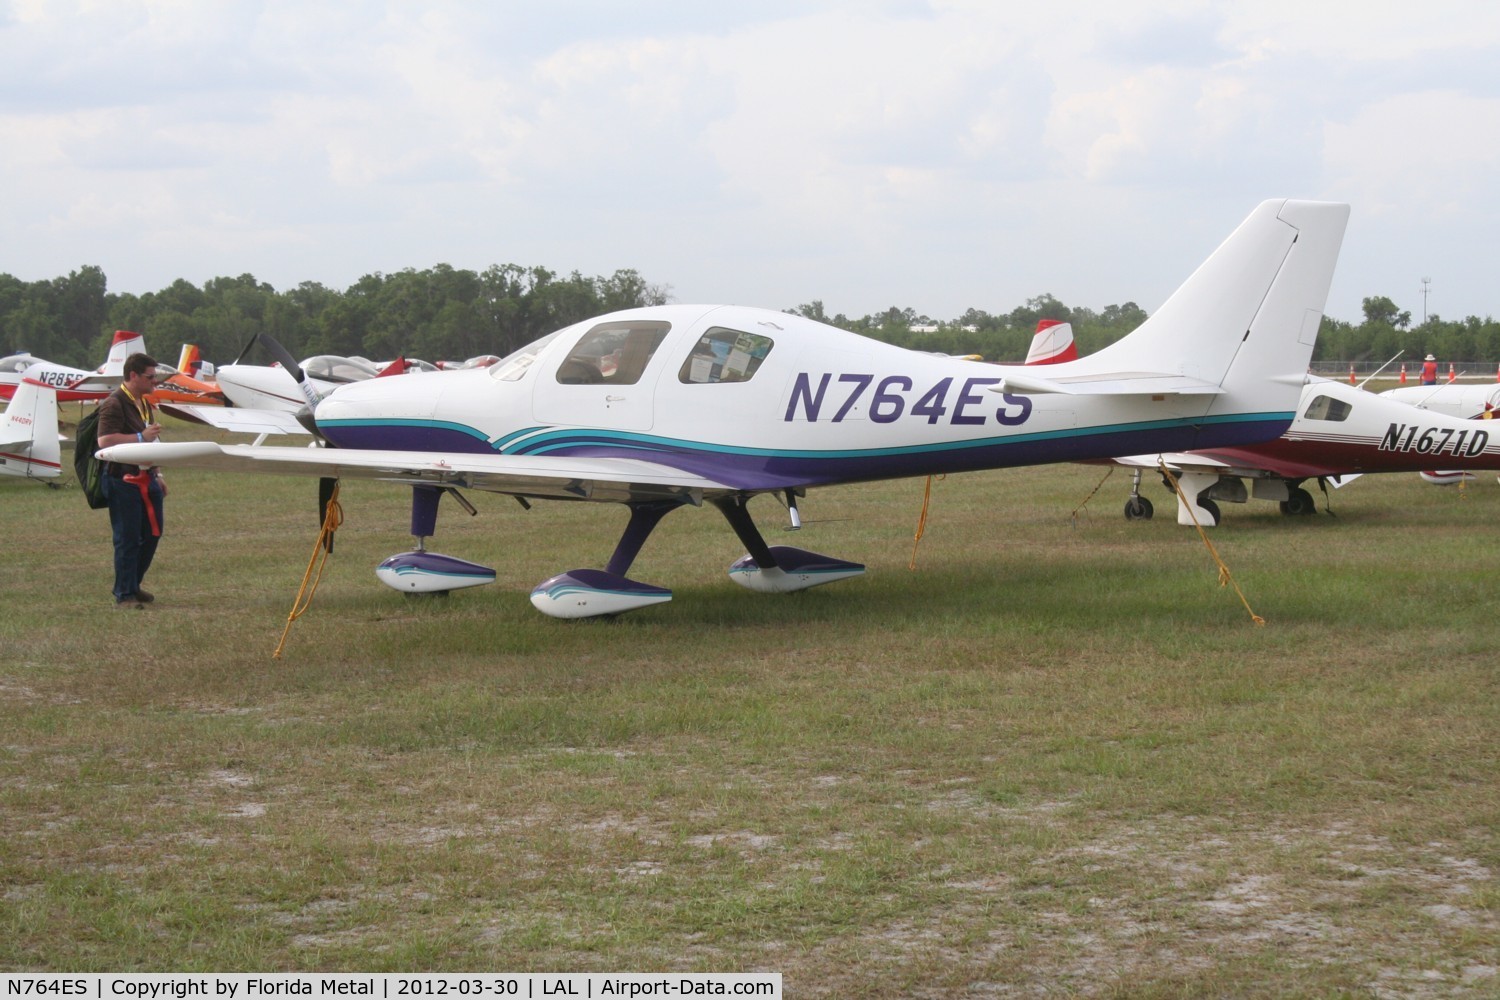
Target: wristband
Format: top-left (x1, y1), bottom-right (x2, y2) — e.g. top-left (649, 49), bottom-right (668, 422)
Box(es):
top-left (136, 432), bottom-right (143, 441)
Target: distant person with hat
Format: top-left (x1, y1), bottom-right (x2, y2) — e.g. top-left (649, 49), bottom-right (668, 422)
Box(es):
top-left (1420, 354), bottom-right (1439, 385)
top-left (94, 353), bottom-right (169, 608)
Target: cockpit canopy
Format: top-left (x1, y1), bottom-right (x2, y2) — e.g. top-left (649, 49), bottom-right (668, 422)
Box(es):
top-left (302, 355), bottom-right (380, 383)
top-left (0, 353), bottom-right (46, 374)
top-left (487, 320), bottom-right (776, 387)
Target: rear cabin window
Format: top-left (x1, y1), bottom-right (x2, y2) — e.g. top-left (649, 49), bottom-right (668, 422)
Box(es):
top-left (555, 321), bottom-right (670, 385)
top-left (1303, 394), bottom-right (1352, 421)
top-left (678, 328), bottom-right (774, 384)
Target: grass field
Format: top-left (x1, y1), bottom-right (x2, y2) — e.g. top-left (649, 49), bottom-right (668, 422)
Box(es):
top-left (2, 413), bottom-right (1497, 996)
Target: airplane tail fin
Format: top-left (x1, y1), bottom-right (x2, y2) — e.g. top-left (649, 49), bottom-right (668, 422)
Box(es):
top-left (1025, 319), bottom-right (1078, 365)
top-left (177, 343), bottom-right (203, 377)
top-left (0, 365), bottom-right (62, 478)
top-left (1075, 199), bottom-right (1348, 419)
top-left (100, 330), bottom-right (146, 376)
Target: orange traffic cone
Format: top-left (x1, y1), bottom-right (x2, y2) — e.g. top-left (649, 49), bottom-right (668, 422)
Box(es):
top-left (1348, 364), bottom-right (1356, 384)
top-left (1448, 362), bottom-right (1457, 383)
top-left (1399, 363), bottom-right (1407, 384)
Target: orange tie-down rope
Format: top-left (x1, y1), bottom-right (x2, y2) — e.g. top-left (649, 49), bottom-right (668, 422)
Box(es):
top-left (1157, 459), bottom-right (1265, 626)
top-left (273, 482), bottom-right (345, 659)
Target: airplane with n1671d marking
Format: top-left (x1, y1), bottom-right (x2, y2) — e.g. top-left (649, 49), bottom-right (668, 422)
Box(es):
top-left (100, 199), bottom-right (1349, 619)
top-left (1107, 375), bottom-right (1500, 526)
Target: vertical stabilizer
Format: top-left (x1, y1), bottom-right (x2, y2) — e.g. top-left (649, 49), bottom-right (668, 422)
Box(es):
top-left (0, 365), bottom-right (62, 478)
top-left (1069, 199), bottom-right (1348, 428)
top-left (100, 330), bottom-right (146, 376)
top-left (178, 343), bottom-right (203, 377)
top-left (1025, 319), bottom-right (1078, 365)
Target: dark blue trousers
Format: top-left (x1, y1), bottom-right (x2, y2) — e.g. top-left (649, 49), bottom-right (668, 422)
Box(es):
top-left (103, 473), bottom-right (165, 602)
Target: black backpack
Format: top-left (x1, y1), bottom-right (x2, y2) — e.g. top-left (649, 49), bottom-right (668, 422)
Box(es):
top-left (73, 405), bottom-right (107, 509)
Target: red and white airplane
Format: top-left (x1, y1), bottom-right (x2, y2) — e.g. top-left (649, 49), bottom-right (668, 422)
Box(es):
top-left (0, 366), bottom-right (63, 480)
top-left (1110, 375), bottom-right (1500, 525)
top-left (0, 330), bottom-right (145, 403)
top-left (101, 199), bottom-right (1349, 617)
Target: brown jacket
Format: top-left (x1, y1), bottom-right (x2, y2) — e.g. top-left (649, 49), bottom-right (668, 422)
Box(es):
top-left (98, 387), bottom-right (154, 477)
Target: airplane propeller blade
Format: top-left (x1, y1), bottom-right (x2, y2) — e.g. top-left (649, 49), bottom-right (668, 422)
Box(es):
top-left (232, 332), bottom-right (261, 366)
top-left (247, 331), bottom-right (328, 439)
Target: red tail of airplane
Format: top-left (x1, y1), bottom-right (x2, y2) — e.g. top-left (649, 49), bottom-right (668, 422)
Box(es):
top-left (1024, 319), bottom-right (1078, 365)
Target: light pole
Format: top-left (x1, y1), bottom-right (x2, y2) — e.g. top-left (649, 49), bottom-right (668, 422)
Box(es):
top-left (1421, 276), bottom-right (1431, 325)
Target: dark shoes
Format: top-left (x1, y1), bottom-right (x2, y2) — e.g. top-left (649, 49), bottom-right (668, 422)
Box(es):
top-left (113, 589), bottom-right (154, 609)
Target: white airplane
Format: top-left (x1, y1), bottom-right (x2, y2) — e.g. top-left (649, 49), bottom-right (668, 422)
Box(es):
top-left (1109, 375), bottom-right (1500, 524)
top-left (176, 354), bottom-right (423, 437)
top-left (101, 199), bottom-right (1349, 618)
top-left (212, 354), bottom-right (387, 411)
top-left (0, 366), bottom-right (63, 480)
top-left (1379, 381), bottom-right (1500, 420)
top-left (0, 330), bottom-right (144, 403)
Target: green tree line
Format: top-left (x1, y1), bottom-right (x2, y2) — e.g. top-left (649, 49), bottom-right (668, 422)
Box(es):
top-left (2, 265), bottom-right (1492, 370)
top-left (0, 264), bottom-right (672, 370)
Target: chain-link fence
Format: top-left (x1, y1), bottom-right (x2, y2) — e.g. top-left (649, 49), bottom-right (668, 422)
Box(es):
top-left (1309, 361), bottom-right (1500, 383)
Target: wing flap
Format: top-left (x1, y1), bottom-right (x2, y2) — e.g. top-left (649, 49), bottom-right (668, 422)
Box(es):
top-left (96, 441), bottom-right (733, 503)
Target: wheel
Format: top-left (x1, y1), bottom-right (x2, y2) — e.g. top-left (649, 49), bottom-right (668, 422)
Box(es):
top-left (1197, 498), bottom-right (1221, 526)
top-left (1124, 496), bottom-right (1154, 520)
top-left (1278, 487), bottom-right (1316, 516)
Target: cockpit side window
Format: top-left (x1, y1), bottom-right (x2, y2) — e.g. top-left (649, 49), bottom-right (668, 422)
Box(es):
top-left (678, 328), bottom-right (775, 384)
top-left (556, 321), bottom-right (671, 386)
top-left (1303, 394), bottom-right (1352, 421)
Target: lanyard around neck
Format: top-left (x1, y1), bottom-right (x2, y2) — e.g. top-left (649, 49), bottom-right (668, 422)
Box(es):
top-left (121, 385), bottom-right (150, 423)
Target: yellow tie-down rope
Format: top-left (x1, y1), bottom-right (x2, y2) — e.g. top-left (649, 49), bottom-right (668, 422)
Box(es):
top-left (273, 482), bottom-right (344, 659)
top-left (1071, 465), bottom-right (1115, 523)
top-left (1157, 459), bottom-right (1265, 626)
top-left (908, 474), bottom-right (945, 570)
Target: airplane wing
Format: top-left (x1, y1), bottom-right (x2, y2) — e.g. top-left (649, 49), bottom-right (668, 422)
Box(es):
top-left (1113, 449), bottom-right (1357, 483)
top-left (159, 402), bottom-right (313, 436)
top-left (996, 371), bottom-right (1226, 396)
top-left (96, 440), bottom-right (735, 504)
top-left (67, 373), bottom-right (122, 394)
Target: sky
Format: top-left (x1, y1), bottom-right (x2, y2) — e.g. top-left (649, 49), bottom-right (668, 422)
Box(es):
top-left (3, 1), bottom-right (1499, 326)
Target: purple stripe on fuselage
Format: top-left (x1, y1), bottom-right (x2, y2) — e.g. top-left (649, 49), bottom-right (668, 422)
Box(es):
top-left (318, 416), bottom-right (1291, 492)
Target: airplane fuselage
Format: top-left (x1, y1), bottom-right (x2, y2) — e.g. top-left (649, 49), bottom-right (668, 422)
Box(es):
top-left (313, 305), bottom-right (1295, 494)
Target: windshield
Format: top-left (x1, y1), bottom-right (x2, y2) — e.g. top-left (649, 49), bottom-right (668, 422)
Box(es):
top-left (489, 329), bottom-right (568, 382)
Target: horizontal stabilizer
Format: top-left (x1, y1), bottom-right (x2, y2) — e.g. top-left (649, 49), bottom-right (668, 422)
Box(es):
top-left (995, 371), bottom-right (1225, 396)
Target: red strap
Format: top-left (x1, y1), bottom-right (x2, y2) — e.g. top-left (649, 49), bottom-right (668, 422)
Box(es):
top-left (123, 472), bottom-right (161, 537)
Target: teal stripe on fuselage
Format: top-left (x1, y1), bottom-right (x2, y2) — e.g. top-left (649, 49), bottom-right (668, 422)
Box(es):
top-left (319, 417), bottom-right (493, 444)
